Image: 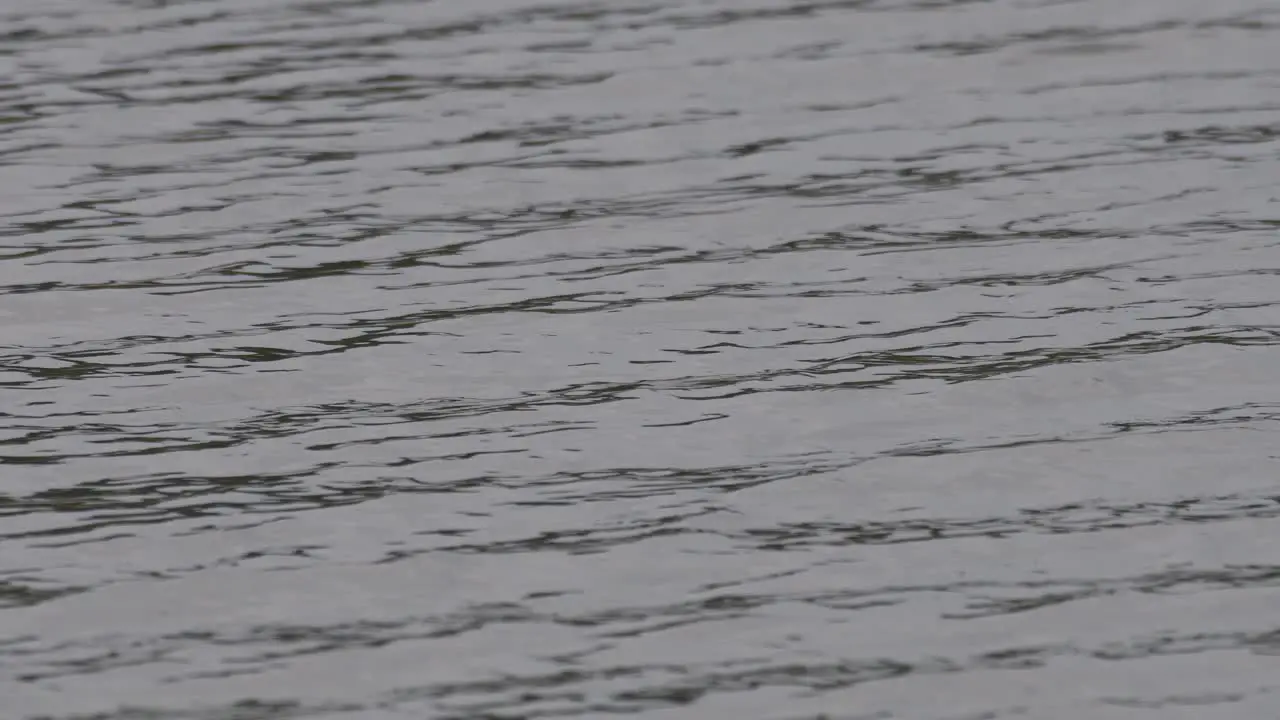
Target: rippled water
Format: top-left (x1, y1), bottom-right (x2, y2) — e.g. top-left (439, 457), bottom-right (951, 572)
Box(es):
top-left (2, 0), bottom-right (1279, 717)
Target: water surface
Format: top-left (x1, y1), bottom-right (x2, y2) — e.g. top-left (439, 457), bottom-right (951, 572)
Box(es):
top-left (2, 0), bottom-right (1279, 718)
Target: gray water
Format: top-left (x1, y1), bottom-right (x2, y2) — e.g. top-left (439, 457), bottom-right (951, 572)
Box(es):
top-left (2, 0), bottom-right (1279, 717)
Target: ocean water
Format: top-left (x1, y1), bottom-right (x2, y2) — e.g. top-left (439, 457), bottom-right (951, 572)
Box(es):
top-left (1, 0), bottom-right (1279, 717)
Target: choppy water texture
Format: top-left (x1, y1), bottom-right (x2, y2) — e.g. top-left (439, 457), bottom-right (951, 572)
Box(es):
top-left (1, 0), bottom-right (1279, 717)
